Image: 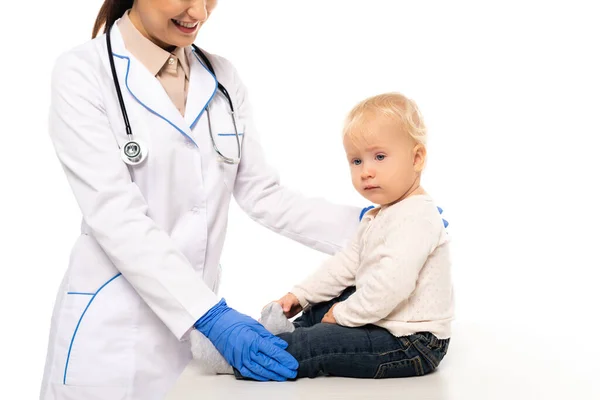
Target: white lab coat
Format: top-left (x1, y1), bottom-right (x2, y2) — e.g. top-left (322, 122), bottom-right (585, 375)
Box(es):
top-left (40, 24), bottom-right (360, 400)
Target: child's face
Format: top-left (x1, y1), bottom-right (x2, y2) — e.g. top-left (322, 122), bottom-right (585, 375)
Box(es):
top-left (343, 115), bottom-right (425, 206)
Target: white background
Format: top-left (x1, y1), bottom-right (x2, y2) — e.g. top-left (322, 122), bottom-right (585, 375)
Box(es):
top-left (1, 0), bottom-right (599, 398)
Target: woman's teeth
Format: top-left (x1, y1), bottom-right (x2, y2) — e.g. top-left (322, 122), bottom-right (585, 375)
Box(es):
top-left (173, 20), bottom-right (199, 29)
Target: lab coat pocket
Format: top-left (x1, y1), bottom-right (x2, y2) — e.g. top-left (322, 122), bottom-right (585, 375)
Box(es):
top-left (57, 235), bottom-right (139, 388)
top-left (59, 276), bottom-right (138, 388)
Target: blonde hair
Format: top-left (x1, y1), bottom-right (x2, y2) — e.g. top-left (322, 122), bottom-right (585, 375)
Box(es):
top-left (343, 92), bottom-right (427, 146)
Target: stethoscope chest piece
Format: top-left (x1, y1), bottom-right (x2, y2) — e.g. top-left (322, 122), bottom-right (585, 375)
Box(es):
top-left (121, 140), bottom-right (148, 166)
top-left (107, 24), bottom-right (240, 167)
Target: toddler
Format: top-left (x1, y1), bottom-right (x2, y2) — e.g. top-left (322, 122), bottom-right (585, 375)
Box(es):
top-left (191, 92), bottom-right (454, 380)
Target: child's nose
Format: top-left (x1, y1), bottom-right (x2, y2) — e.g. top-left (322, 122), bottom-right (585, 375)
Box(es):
top-left (361, 165), bottom-right (375, 180)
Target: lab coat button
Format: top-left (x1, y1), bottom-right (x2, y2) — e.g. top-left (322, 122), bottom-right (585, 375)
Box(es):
top-left (191, 206), bottom-right (200, 213)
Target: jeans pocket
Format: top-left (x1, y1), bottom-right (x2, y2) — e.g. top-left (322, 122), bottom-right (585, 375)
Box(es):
top-left (412, 336), bottom-right (448, 371)
top-left (374, 356), bottom-right (425, 378)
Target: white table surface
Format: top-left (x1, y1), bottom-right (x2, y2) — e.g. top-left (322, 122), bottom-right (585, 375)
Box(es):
top-left (165, 321), bottom-right (600, 400)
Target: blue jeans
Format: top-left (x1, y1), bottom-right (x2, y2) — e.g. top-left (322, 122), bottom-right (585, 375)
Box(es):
top-left (235, 287), bottom-right (450, 380)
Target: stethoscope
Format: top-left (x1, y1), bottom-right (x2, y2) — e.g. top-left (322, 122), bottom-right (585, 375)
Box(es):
top-left (106, 24), bottom-right (242, 166)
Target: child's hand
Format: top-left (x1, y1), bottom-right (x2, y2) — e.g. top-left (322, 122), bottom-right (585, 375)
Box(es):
top-left (321, 303), bottom-right (339, 324)
top-left (275, 293), bottom-right (303, 319)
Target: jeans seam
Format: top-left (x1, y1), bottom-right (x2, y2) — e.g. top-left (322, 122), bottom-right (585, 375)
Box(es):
top-left (374, 356), bottom-right (424, 378)
top-left (412, 338), bottom-right (439, 369)
top-left (296, 350), bottom-right (382, 364)
top-left (378, 347), bottom-right (408, 356)
top-left (295, 345), bottom-right (410, 364)
top-left (416, 356), bottom-right (424, 375)
top-left (400, 337), bottom-right (412, 348)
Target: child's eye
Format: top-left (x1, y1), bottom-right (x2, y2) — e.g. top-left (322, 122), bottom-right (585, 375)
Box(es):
top-left (352, 159), bottom-right (362, 165)
top-left (375, 154), bottom-right (386, 161)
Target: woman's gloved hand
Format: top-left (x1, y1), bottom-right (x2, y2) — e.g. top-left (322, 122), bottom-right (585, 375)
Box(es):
top-left (194, 299), bottom-right (299, 381)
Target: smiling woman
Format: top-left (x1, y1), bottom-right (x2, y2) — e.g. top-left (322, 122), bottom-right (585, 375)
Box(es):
top-left (38, 0), bottom-right (366, 399)
top-left (92, 0), bottom-right (217, 47)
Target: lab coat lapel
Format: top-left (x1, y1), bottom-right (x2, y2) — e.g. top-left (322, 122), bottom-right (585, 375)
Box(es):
top-left (107, 25), bottom-right (196, 144)
top-left (184, 47), bottom-right (218, 130)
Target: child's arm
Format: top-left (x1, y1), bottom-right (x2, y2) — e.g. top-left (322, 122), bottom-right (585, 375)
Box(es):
top-left (289, 222), bottom-right (364, 309)
top-left (332, 215), bottom-right (442, 326)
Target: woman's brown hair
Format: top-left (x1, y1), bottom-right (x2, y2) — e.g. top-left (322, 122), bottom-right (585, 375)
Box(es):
top-left (92, 0), bottom-right (134, 38)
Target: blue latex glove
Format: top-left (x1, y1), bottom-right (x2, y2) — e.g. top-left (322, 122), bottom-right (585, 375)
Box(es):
top-left (360, 205), bottom-right (448, 228)
top-left (437, 206), bottom-right (449, 228)
top-left (359, 206), bottom-right (375, 220)
top-left (194, 299), bottom-right (299, 381)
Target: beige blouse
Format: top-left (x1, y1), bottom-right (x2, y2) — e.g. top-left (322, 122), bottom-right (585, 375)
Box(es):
top-left (117, 11), bottom-right (190, 116)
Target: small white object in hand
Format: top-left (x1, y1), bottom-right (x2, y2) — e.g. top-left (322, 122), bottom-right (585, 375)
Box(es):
top-left (189, 329), bottom-right (233, 375)
top-left (260, 302), bottom-right (296, 334)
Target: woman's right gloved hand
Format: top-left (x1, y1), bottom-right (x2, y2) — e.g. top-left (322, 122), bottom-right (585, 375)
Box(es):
top-left (194, 299), bottom-right (299, 381)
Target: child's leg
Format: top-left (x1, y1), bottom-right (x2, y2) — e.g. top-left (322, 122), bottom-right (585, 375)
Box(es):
top-left (293, 286), bottom-right (356, 328)
top-left (190, 302), bottom-right (297, 376)
top-left (234, 324), bottom-right (449, 380)
top-left (188, 296), bottom-right (338, 376)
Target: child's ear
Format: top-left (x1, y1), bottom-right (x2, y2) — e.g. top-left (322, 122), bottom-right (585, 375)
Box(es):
top-left (413, 143), bottom-right (427, 172)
